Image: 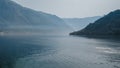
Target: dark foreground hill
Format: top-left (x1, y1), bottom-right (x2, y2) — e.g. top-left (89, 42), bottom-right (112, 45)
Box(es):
top-left (70, 10), bottom-right (120, 36)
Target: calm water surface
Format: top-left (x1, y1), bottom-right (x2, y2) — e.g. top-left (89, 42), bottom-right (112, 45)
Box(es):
top-left (0, 35), bottom-right (120, 68)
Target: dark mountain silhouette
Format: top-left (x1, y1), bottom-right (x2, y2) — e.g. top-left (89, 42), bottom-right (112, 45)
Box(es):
top-left (70, 10), bottom-right (120, 36)
top-left (63, 16), bottom-right (101, 30)
top-left (0, 0), bottom-right (71, 35)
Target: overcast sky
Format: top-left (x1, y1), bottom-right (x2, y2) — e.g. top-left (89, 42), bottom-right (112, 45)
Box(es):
top-left (13, 0), bottom-right (120, 18)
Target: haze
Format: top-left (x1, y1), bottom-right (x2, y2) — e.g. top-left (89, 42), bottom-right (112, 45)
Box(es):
top-left (13, 0), bottom-right (120, 18)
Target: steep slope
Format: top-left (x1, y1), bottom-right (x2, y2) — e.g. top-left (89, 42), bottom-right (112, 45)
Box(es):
top-left (70, 10), bottom-right (120, 36)
top-left (63, 16), bottom-right (101, 30)
top-left (0, 0), bottom-right (71, 35)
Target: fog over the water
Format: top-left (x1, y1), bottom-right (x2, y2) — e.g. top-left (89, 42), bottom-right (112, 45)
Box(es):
top-left (13, 0), bottom-right (120, 18)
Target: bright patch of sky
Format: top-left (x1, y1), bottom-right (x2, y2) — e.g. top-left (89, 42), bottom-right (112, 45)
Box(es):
top-left (13, 0), bottom-right (120, 18)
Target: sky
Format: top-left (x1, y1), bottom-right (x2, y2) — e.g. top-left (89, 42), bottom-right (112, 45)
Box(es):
top-left (13, 0), bottom-right (120, 18)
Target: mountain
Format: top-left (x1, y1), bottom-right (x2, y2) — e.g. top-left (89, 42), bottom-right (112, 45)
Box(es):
top-left (63, 16), bottom-right (101, 30)
top-left (0, 0), bottom-right (71, 35)
top-left (70, 10), bottom-right (120, 36)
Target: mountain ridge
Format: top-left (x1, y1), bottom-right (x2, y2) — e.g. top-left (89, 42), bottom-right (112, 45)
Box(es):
top-left (63, 16), bottom-right (101, 30)
top-left (0, 0), bottom-right (72, 35)
top-left (0, 0), bottom-right (71, 35)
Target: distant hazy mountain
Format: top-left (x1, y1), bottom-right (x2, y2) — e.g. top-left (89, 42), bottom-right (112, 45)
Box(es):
top-left (70, 10), bottom-right (120, 36)
top-left (0, 0), bottom-right (71, 35)
top-left (63, 16), bottom-right (101, 30)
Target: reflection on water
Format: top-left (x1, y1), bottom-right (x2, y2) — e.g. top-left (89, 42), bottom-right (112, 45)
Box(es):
top-left (0, 35), bottom-right (120, 68)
